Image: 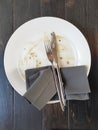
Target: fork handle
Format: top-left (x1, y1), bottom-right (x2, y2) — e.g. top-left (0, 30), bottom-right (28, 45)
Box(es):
top-left (56, 64), bottom-right (66, 106)
top-left (51, 64), bottom-right (65, 111)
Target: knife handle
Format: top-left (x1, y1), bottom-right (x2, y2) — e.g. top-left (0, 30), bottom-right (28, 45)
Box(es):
top-left (56, 64), bottom-right (66, 106)
top-left (51, 64), bottom-right (65, 111)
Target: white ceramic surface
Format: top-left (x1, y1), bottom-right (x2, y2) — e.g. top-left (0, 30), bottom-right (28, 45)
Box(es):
top-left (4, 17), bottom-right (91, 103)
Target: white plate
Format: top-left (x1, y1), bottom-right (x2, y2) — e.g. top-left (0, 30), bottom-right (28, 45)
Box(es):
top-left (4, 17), bottom-right (91, 102)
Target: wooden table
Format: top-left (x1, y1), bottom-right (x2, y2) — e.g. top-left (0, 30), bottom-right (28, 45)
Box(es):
top-left (0, 0), bottom-right (98, 130)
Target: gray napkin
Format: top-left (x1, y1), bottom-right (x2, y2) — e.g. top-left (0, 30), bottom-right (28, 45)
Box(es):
top-left (24, 65), bottom-right (90, 110)
top-left (24, 66), bottom-right (57, 110)
top-left (61, 66), bottom-right (90, 100)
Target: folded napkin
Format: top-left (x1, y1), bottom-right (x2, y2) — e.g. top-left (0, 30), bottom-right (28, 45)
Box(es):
top-left (61, 66), bottom-right (90, 100)
top-left (24, 66), bottom-right (57, 110)
top-left (24, 65), bottom-right (90, 110)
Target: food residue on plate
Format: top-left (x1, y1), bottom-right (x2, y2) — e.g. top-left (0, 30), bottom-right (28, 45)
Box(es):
top-left (18, 34), bottom-right (77, 80)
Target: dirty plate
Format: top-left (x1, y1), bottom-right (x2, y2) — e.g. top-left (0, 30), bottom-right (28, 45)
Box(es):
top-left (4, 17), bottom-right (91, 103)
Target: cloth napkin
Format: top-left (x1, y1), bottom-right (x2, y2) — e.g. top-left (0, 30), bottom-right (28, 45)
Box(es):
top-left (61, 66), bottom-right (90, 100)
top-left (24, 65), bottom-right (90, 110)
top-left (24, 66), bottom-right (57, 110)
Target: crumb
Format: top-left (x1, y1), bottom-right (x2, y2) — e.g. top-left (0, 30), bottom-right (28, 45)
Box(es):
top-left (59, 57), bottom-right (63, 60)
top-left (29, 56), bottom-right (31, 59)
top-left (30, 52), bottom-right (36, 57)
top-left (38, 61), bottom-right (41, 65)
top-left (67, 61), bottom-right (69, 64)
top-left (36, 60), bottom-right (41, 67)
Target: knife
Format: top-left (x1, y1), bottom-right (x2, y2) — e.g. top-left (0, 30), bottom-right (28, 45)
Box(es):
top-left (50, 32), bottom-right (66, 106)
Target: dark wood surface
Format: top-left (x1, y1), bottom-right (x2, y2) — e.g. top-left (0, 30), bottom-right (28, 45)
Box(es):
top-left (0, 0), bottom-right (98, 130)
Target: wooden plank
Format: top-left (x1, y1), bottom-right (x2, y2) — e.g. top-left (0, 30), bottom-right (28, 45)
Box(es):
top-left (13, 0), bottom-right (41, 30)
top-left (14, 92), bottom-right (42, 130)
top-left (41, 0), bottom-right (65, 18)
top-left (0, 0), bottom-right (13, 130)
top-left (13, 0), bottom-right (42, 130)
top-left (67, 100), bottom-right (91, 130)
top-left (42, 103), bottom-right (68, 130)
top-left (65, 0), bottom-right (98, 129)
top-left (65, 0), bottom-right (91, 129)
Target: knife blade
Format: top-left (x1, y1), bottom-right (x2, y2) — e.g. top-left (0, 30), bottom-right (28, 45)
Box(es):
top-left (50, 32), bottom-right (66, 106)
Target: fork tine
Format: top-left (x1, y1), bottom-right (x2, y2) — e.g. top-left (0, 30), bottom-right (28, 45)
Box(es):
top-left (44, 41), bottom-right (50, 54)
top-left (44, 41), bottom-right (48, 53)
top-left (48, 41), bottom-right (52, 53)
top-left (45, 40), bottom-right (52, 54)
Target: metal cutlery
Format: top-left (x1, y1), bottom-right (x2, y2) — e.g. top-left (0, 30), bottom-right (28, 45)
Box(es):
top-left (50, 32), bottom-right (66, 106)
top-left (44, 39), bottom-right (65, 111)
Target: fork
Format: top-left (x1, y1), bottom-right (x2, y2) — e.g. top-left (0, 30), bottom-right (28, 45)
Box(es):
top-left (44, 40), bottom-right (65, 111)
top-left (50, 32), bottom-right (66, 106)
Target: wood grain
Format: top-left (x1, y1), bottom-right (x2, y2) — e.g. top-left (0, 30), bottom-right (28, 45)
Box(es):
top-left (14, 92), bottom-right (42, 130)
top-left (0, 0), bottom-right (13, 130)
top-left (13, 0), bottom-right (42, 130)
top-left (13, 0), bottom-right (41, 30)
top-left (41, 0), bottom-right (65, 18)
top-left (65, 0), bottom-right (98, 129)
